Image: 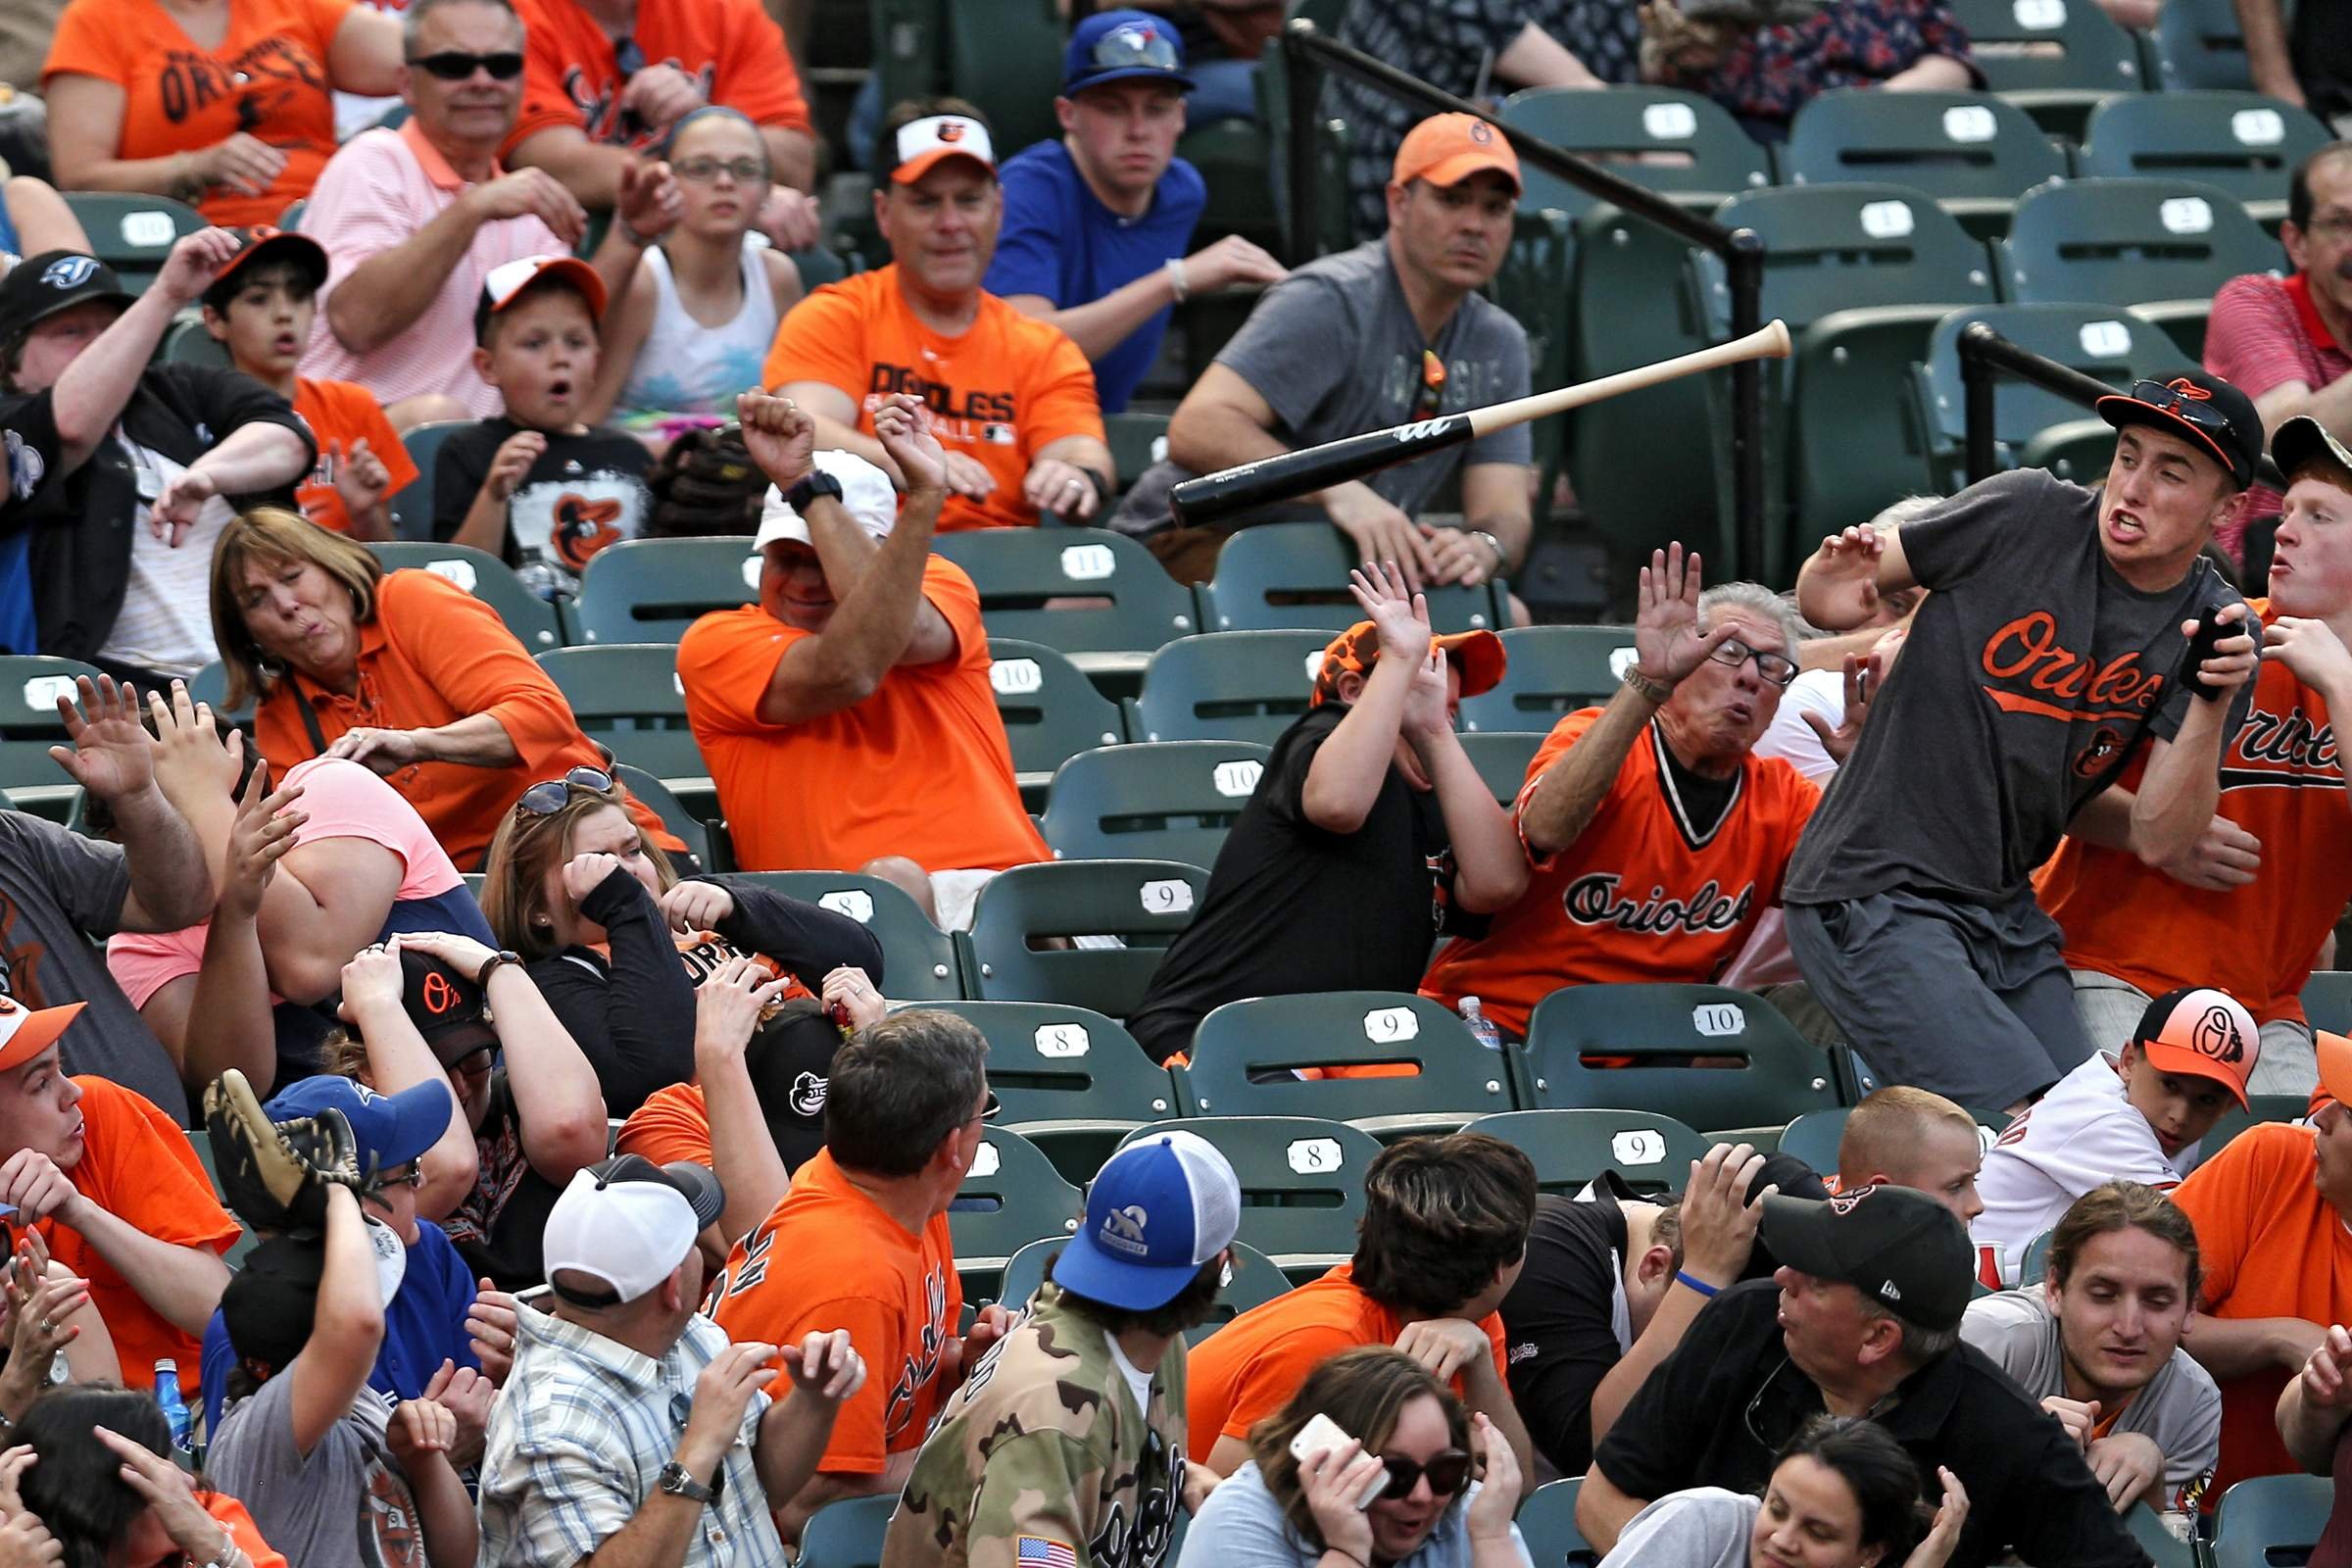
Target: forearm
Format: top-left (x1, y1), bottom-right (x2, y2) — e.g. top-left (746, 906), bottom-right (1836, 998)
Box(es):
top-left (1469, 1534), bottom-right (1525, 1568)
top-left (327, 200), bottom-right (487, 354)
top-left (1575, 1466), bottom-right (1646, 1554)
top-left (586, 225), bottom-right (653, 319)
top-left (754, 1393), bottom-right (842, 1503)
top-left (577, 1489), bottom-right (703, 1568)
top-left (191, 422), bottom-right (311, 496)
top-left (1520, 683), bottom-right (1652, 854)
top-left (109, 788), bottom-right (216, 930)
top-left (51, 288), bottom-right (182, 459)
top-left (411, 1453), bottom-right (479, 1568)
top-left (1458, 1363), bottom-right (1535, 1480)
top-left (50, 146), bottom-right (207, 201)
top-left (2183, 1313), bottom-right (2318, 1379)
top-left (1464, 502), bottom-right (1532, 573)
top-left (484, 968), bottom-right (608, 1175)
top-left (52, 1199), bottom-right (227, 1337)
top-left (1166, 401), bottom-right (1287, 481)
top-left (1416, 733), bottom-right (1526, 911)
top-left (1884, 52), bottom-right (1973, 89)
top-left (1006, 272), bottom-right (1177, 363)
top-left (349, 498), bottom-right (395, 543)
top-left (1590, 1288), bottom-right (1710, 1447)
top-left (2236, 0), bottom-right (2301, 98)
top-left (185, 908), bottom-right (281, 1092)
top-left (452, 481), bottom-right (513, 557)
top-left (762, 126), bottom-right (816, 195)
top-left (1299, 662), bottom-right (1414, 830)
top-left (713, 882), bottom-right (885, 987)
top-left (2064, 786), bottom-right (2138, 853)
top-left (413, 712), bottom-right (523, 769)
top-left (804, 411), bottom-right (901, 483)
top-left (768, 487), bottom-right (943, 709)
top-left (2278, 1380), bottom-right (2351, 1474)
top-left (573, 880), bottom-right (700, 1105)
top-left (509, 132), bottom-right (627, 209)
top-left (2132, 720), bottom-right (2227, 864)
top-left (701, 1044), bottom-right (787, 1249)
top-left (1495, 19), bottom-right (1604, 87)
top-left (350, 997), bottom-right (480, 1214)
top-left (777, 1452), bottom-right (914, 1539)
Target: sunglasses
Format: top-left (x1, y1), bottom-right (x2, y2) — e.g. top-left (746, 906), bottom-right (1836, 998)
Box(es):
top-left (1087, 24), bottom-right (1181, 74)
top-left (2128, 378), bottom-right (2232, 442)
top-left (675, 156), bottom-right (767, 185)
top-left (1374, 1448), bottom-right (1473, 1500)
top-left (516, 765), bottom-right (615, 816)
top-left (444, 1042), bottom-right (497, 1080)
top-left (407, 50), bottom-right (524, 80)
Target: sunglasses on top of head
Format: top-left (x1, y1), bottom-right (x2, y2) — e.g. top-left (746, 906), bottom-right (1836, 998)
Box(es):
top-left (515, 766), bottom-right (616, 817)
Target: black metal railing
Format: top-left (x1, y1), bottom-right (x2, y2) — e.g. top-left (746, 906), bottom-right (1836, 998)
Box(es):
top-left (1279, 19), bottom-right (1773, 581)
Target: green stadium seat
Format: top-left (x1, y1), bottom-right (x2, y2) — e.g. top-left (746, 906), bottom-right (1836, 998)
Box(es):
top-left (2148, 0), bottom-right (2254, 91)
top-left (1104, 411), bottom-right (1171, 489)
top-left (944, 0), bottom-right (1062, 158)
top-left (723, 871), bottom-right (963, 1001)
top-left (2126, 1503), bottom-right (2197, 1568)
top-left (1785, 306), bottom-right (1949, 538)
top-left (2016, 416), bottom-right (2120, 484)
top-left (1514, 1478), bottom-right (1601, 1568)
top-left (798, 1492), bottom-right (896, 1568)
top-left (0, 657), bottom-right (106, 815)
top-left (566, 537), bottom-right (758, 645)
top-left (1915, 303), bottom-right (2177, 490)
top-left (1177, 118), bottom-right (1282, 258)
top-left (2188, 1093), bottom-right (2312, 1172)
top-left (995, 1235), bottom-right (1293, 1343)
top-left (386, 420), bottom-right (468, 542)
top-left (367, 541), bottom-right (564, 651)
top-left (987, 638), bottom-right (1127, 806)
top-left (60, 194), bottom-right (205, 293)
top-left (1115, 1115), bottom-right (1382, 1271)
top-left (1461, 1108), bottom-right (1712, 1198)
top-left (1517, 984), bottom-right (1841, 1138)
top-left (1781, 89), bottom-right (2068, 239)
top-left (534, 645), bottom-right (706, 791)
top-left (2080, 91), bottom-right (2331, 229)
top-left (953, 1125), bottom-right (1082, 1301)
top-left (2305, 972), bottom-right (2352, 1034)
top-left (609, 762), bottom-right (719, 873)
top-left (1197, 523), bottom-right (1501, 635)
top-left (1946, 0), bottom-right (2145, 141)
top-left (1458, 625), bottom-right (1636, 733)
top-left (933, 528), bottom-right (1200, 681)
top-left (187, 662), bottom-right (252, 728)
top-left (188, 1130), bottom-right (262, 1268)
top-left (1500, 85), bottom-right (1770, 220)
top-left (1489, 210), bottom-right (1575, 507)
top-left (1774, 1107), bottom-right (1847, 1177)
top-left (869, 0), bottom-right (946, 123)
top-left (1039, 740), bottom-right (1268, 865)
top-left (161, 315), bottom-right (229, 368)
top-left (1697, 184), bottom-right (1997, 345)
top-left (920, 1001), bottom-right (1178, 1184)
top-left (1125, 630), bottom-right (1328, 745)
top-left (1179, 992), bottom-right (1514, 1139)
top-left (2209, 1474), bottom-right (2331, 1568)
top-left (1456, 730), bottom-right (1545, 808)
top-left (958, 858), bottom-right (1210, 1016)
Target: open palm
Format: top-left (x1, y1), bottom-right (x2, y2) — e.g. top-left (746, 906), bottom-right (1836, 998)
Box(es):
top-left (49, 677), bottom-right (154, 801)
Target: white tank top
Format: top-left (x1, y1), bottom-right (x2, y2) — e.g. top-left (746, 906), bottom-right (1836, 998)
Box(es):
top-left (617, 244), bottom-right (781, 417)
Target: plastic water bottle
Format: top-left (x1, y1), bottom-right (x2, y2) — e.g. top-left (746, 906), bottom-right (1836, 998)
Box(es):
top-left (1459, 997), bottom-right (1502, 1052)
top-left (153, 1360), bottom-right (194, 1468)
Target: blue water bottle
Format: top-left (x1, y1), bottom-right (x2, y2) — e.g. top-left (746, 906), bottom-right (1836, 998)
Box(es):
top-left (154, 1359), bottom-right (194, 1468)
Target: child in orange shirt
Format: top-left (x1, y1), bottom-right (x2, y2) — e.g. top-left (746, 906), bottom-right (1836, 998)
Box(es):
top-left (201, 228), bottom-right (415, 540)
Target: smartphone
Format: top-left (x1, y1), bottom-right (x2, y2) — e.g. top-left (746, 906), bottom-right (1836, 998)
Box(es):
top-left (1289, 1413), bottom-right (1389, 1510)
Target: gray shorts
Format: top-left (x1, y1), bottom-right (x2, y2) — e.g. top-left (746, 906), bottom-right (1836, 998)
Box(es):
top-left (1786, 888), bottom-right (2095, 1111)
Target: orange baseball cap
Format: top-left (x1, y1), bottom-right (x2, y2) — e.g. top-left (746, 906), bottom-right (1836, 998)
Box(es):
top-left (0, 995), bottom-right (84, 1072)
top-left (1311, 620), bottom-right (1505, 708)
top-left (2317, 1030), bottom-right (2352, 1114)
top-left (1392, 113), bottom-right (1521, 194)
top-left (2131, 986), bottom-right (2260, 1108)
top-left (888, 114), bottom-right (997, 185)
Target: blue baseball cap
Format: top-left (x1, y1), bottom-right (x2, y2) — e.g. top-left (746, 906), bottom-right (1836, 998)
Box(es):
top-left (1054, 1131), bottom-right (1240, 1310)
top-left (1062, 10), bottom-right (1195, 96)
top-left (266, 1076), bottom-right (455, 1175)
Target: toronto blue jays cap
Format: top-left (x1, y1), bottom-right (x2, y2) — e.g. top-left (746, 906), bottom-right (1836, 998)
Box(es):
top-left (1063, 10), bottom-right (1195, 96)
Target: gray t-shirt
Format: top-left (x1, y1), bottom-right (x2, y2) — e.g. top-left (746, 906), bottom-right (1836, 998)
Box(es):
top-left (1595, 1488), bottom-right (1756, 1568)
top-left (1959, 1289), bottom-right (2221, 1508)
top-left (1786, 467), bottom-right (2250, 906)
top-left (1110, 240), bottom-right (1531, 537)
top-left (1174, 1461), bottom-right (1532, 1568)
top-left (209, 1376), bottom-right (423, 1568)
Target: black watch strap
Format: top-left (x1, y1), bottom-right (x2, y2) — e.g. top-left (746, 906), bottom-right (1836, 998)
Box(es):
top-left (475, 950), bottom-right (522, 989)
top-left (785, 470), bottom-right (846, 514)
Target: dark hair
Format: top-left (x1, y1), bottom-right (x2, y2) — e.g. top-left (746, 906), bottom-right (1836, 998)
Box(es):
top-left (18, 1385), bottom-right (172, 1568)
top-left (1045, 1250), bottom-right (1226, 1339)
top-left (1248, 1348), bottom-right (1468, 1554)
top-left (2046, 1180), bottom-right (2202, 1305)
top-left (200, 255), bottom-right (318, 318)
top-left (875, 95), bottom-right (997, 182)
top-left (82, 707), bottom-right (259, 839)
top-left (1768, 1416), bottom-right (1927, 1562)
top-left (1350, 1133), bottom-right (1536, 1318)
top-left (2290, 140), bottom-right (2352, 232)
top-left (823, 1008), bottom-right (988, 1176)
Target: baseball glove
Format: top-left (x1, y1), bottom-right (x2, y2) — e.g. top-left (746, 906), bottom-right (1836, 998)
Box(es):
top-left (647, 423), bottom-right (768, 537)
top-left (202, 1068), bottom-right (367, 1236)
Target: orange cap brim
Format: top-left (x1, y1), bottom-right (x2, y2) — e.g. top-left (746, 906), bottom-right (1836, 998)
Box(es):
top-left (891, 148), bottom-right (996, 185)
top-left (1406, 152), bottom-right (1522, 194)
top-left (0, 1002), bottom-right (84, 1072)
top-left (1435, 627), bottom-right (1506, 699)
top-left (2316, 1031), bottom-right (2352, 1115)
top-left (2138, 1038), bottom-right (2252, 1109)
top-left (489, 256), bottom-right (608, 322)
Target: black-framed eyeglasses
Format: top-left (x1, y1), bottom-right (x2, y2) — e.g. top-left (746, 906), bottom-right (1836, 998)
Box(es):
top-left (1086, 24), bottom-right (1181, 74)
top-left (612, 34), bottom-right (646, 76)
top-left (1708, 636), bottom-right (1798, 689)
top-left (444, 1042), bottom-right (497, 1081)
top-left (407, 50), bottom-right (524, 79)
top-left (2128, 378), bottom-right (2232, 441)
top-left (674, 156), bottom-right (767, 185)
top-left (372, 1164), bottom-right (426, 1193)
top-left (515, 766), bottom-right (615, 816)
top-left (1374, 1448), bottom-right (1473, 1500)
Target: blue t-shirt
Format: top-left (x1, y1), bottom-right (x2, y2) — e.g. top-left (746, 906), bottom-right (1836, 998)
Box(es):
top-left (984, 139), bottom-right (1205, 415)
top-left (201, 1218), bottom-right (481, 1435)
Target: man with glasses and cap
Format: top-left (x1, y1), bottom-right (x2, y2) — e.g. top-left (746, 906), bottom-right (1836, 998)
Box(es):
top-left (1789, 371), bottom-right (2265, 1117)
top-left (883, 1131), bottom-right (1244, 1568)
top-left (477, 1154), bottom-right (867, 1568)
top-left (986, 10), bottom-right (1286, 417)
top-left (1577, 1185), bottom-right (2150, 1566)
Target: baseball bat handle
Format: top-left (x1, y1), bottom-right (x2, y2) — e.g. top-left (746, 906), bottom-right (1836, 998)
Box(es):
top-left (1169, 415), bottom-right (1474, 525)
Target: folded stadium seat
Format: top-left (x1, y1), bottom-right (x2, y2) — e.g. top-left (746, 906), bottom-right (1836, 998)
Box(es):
top-left (385, 420), bottom-right (469, 543)
top-left (869, 0), bottom-right (945, 115)
top-left (950, 1124), bottom-right (1082, 1304)
top-left (1177, 992), bottom-right (1514, 1140)
top-left (2012, 416), bottom-right (2120, 482)
top-left (724, 870), bottom-right (961, 1001)
top-left (1456, 624), bottom-right (1638, 733)
top-left (1488, 210), bottom-right (1575, 510)
top-left (985, 638), bottom-right (1127, 808)
top-left (0, 656), bottom-right (110, 820)
top-left (996, 1235), bottom-right (1290, 1338)
top-left (1103, 411), bottom-right (1172, 492)
top-left (1513, 1480), bottom-right (1599, 1567)
top-left (1945, 0), bottom-right (2147, 142)
top-left (797, 1494), bottom-right (895, 1568)
top-left (59, 192), bottom-right (205, 296)
top-left (1772, 1106), bottom-right (1850, 1177)
top-left (2186, 1094), bottom-right (2312, 1174)
top-left (533, 645), bottom-right (712, 817)
top-left (1780, 88), bottom-right (2069, 241)
top-left (1039, 739), bottom-right (1268, 865)
top-left (1196, 523), bottom-right (1502, 634)
top-left (932, 527), bottom-right (1200, 687)
top-left (608, 761), bottom-right (720, 874)
top-left (1501, 85), bottom-right (1773, 220)
top-left (2014, 1226), bottom-right (2058, 1285)
top-left (1456, 731), bottom-right (1546, 808)
top-left (188, 662), bottom-right (252, 729)
top-left (1516, 983), bottom-right (1842, 1140)
top-left (2209, 1475), bottom-right (2332, 1568)
top-left (957, 858), bottom-right (1210, 1016)
top-left (944, 0), bottom-right (1061, 158)
top-left (161, 316), bottom-right (229, 369)
top-left (2146, 0), bottom-right (2255, 92)
top-left (1124, 629), bottom-right (1329, 745)
top-left (1459, 1107), bottom-right (1713, 1198)
top-left (2079, 91), bottom-right (2331, 233)
top-left (366, 540), bottom-right (564, 651)
top-left (1114, 1114), bottom-right (1383, 1276)
top-left (2304, 971), bottom-right (2352, 1035)
top-left (1999, 176), bottom-right (2285, 361)
top-left (1914, 302), bottom-right (2177, 491)
top-left (565, 536), bottom-right (758, 645)
top-left (918, 1000), bottom-right (1176, 1184)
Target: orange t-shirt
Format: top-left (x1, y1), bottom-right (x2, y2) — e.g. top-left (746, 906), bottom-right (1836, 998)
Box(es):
top-left (710, 1149), bottom-right (961, 1474)
top-left (2037, 600), bottom-right (2352, 1024)
top-left (2171, 1121), bottom-right (2352, 1504)
top-left (1186, 1264), bottom-right (1509, 1461)
top-left (43, 0), bottom-right (352, 227)
top-left (675, 558), bottom-right (1051, 873)
top-left (292, 376), bottom-right (416, 536)
top-left (1419, 710), bottom-right (1822, 1038)
top-left (615, 1081), bottom-right (710, 1167)
top-left (37, 1079), bottom-right (241, 1397)
top-left (251, 567), bottom-right (683, 868)
top-left (204, 1493), bottom-right (290, 1568)
top-left (761, 267), bottom-right (1105, 531)
top-left (504, 0), bottom-right (808, 155)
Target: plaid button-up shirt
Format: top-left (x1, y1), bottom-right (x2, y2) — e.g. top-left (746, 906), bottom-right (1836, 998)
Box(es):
top-left (476, 1306), bottom-right (785, 1568)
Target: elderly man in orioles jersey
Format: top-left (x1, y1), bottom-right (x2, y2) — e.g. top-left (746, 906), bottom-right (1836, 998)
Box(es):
top-left (1419, 546), bottom-right (1823, 1041)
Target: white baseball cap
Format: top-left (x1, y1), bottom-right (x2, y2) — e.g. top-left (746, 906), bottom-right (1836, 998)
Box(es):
top-left (889, 114), bottom-right (996, 184)
top-left (542, 1155), bottom-right (725, 1306)
top-left (755, 449), bottom-right (900, 549)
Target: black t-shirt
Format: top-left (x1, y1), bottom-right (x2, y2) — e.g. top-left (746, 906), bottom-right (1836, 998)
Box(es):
top-left (1500, 1191), bottom-right (1631, 1477)
top-left (1125, 705), bottom-right (1455, 1063)
top-left (1594, 1281), bottom-right (2149, 1568)
top-left (431, 417), bottom-right (652, 597)
top-left (443, 1071), bottom-right (564, 1292)
top-left (2294, 6), bottom-right (2352, 122)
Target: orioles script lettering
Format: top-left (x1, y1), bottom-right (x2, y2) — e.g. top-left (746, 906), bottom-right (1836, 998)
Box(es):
top-left (1978, 611), bottom-right (2167, 722)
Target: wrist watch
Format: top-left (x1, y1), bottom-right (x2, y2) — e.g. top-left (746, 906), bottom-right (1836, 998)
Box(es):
top-left (785, 470), bottom-right (846, 514)
top-left (474, 950), bottom-right (522, 989)
top-left (658, 1461), bottom-right (714, 1503)
top-left (1621, 665), bottom-right (1676, 705)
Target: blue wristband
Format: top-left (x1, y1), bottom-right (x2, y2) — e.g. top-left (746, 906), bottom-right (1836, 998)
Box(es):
top-left (1675, 1270), bottom-right (1721, 1298)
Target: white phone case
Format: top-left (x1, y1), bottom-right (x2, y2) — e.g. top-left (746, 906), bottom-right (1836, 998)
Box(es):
top-left (1288, 1413), bottom-right (1389, 1510)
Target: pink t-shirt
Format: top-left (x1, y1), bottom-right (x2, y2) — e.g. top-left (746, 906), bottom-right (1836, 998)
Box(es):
top-left (2205, 270), bottom-right (2352, 560)
top-left (106, 757), bottom-right (464, 1008)
top-left (299, 118), bottom-right (570, 416)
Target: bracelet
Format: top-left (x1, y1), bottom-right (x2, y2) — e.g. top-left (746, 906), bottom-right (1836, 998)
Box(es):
top-left (1622, 665), bottom-right (1675, 706)
top-left (1675, 1269), bottom-right (1721, 1298)
top-left (615, 214), bottom-right (655, 248)
top-left (1468, 529), bottom-right (1508, 572)
top-left (1165, 257), bottom-right (1190, 303)
top-left (475, 950), bottom-right (522, 989)
top-left (1321, 1551), bottom-right (1369, 1568)
top-left (198, 1532), bottom-right (244, 1568)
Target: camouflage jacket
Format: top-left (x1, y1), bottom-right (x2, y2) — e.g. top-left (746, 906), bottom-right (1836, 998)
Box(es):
top-left (882, 1284), bottom-right (1188, 1568)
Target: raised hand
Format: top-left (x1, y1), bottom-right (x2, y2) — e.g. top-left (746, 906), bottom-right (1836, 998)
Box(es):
top-left (1801, 647), bottom-right (1888, 766)
top-left (323, 725), bottom-right (427, 775)
top-left (337, 938), bottom-right (408, 1021)
top-left (1183, 233), bottom-right (1286, 293)
top-left (331, 437), bottom-right (393, 519)
top-left (872, 393), bottom-right (950, 497)
top-left (395, 929), bottom-right (499, 981)
top-left (1346, 561), bottom-right (1433, 666)
top-left (1632, 543), bottom-right (1738, 689)
top-left (2154, 813), bottom-right (2262, 892)
top-left (50, 676), bottom-right (155, 803)
top-left (659, 879), bottom-right (735, 934)
top-left (819, 965), bottom-right (886, 1032)
top-left (482, 429), bottom-right (547, 506)
top-left (678, 1342), bottom-right (780, 1479)
top-left (2267, 613), bottom-right (2352, 698)
top-left (155, 226), bottom-right (249, 305)
top-left (1463, 1411), bottom-right (1523, 1541)
top-left (1400, 646), bottom-right (1453, 739)
top-left (1902, 1466), bottom-right (1970, 1568)
top-left (1802, 523), bottom-right (1888, 631)
top-left (697, 956), bottom-right (791, 1064)
top-left (1297, 1439), bottom-right (1381, 1564)
top-left (779, 1328), bottom-right (867, 1404)
top-left (149, 466), bottom-right (218, 549)
top-left (2182, 601), bottom-right (2259, 700)
top-left (144, 681), bottom-right (240, 809)
top-left (1677, 1140), bottom-right (1770, 1285)
top-left (614, 156), bottom-right (684, 243)
top-left (220, 764), bottom-right (307, 922)
top-left (736, 391), bottom-right (815, 489)
top-left (756, 187), bottom-right (823, 253)
top-left (465, 1276), bottom-right (521, 1385)
top-left (92, 1426), bottom-right (228, 1560)
top-left (465, 169), bottom-right (587, 248)
top-left (561, 851), bottom-right (626, 903)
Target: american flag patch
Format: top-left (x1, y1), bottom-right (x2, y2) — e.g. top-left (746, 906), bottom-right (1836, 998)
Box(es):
top-left (1016, 1537), bottom-right (1077, 1568)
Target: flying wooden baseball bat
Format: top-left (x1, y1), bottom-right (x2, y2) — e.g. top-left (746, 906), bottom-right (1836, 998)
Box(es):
top-left (1168, 318), bottom-right (1793, 526)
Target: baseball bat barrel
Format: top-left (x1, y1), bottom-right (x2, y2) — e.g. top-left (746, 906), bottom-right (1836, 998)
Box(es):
top-left (1168, 318), bottom-right (1792, 525)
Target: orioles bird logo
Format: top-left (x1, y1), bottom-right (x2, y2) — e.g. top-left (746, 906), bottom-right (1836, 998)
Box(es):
top-left (553, 495), bottom-right (624, 568)
top-left (2192, 1005), bottom-right (2247, 1063)
top-left (2163, 377), bottom-right (2214, 401)
top-left (1829, 1186), bottom-right (1875, 1215)
top-left (1470, 120), bottom-right (1494, 143)
top-left (938, 121), bottom-right (966, 143)
top-left (2072, 725), bottom-right (2127, 778)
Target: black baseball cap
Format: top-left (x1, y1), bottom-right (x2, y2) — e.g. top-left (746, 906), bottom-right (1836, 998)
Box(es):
top-left (2095, 370), bottom-right (2265, 491)
top-left (1758, 1185), bottom-right (1974, 1332)
top-left (200, 226), bottom-right (328, 312)
top-left (221, 1233), bottom-right (327, 1376)
top-left (401, 950), bottom-right (498, 1069)
top-left (0, 252), bottom-right (131, 341)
